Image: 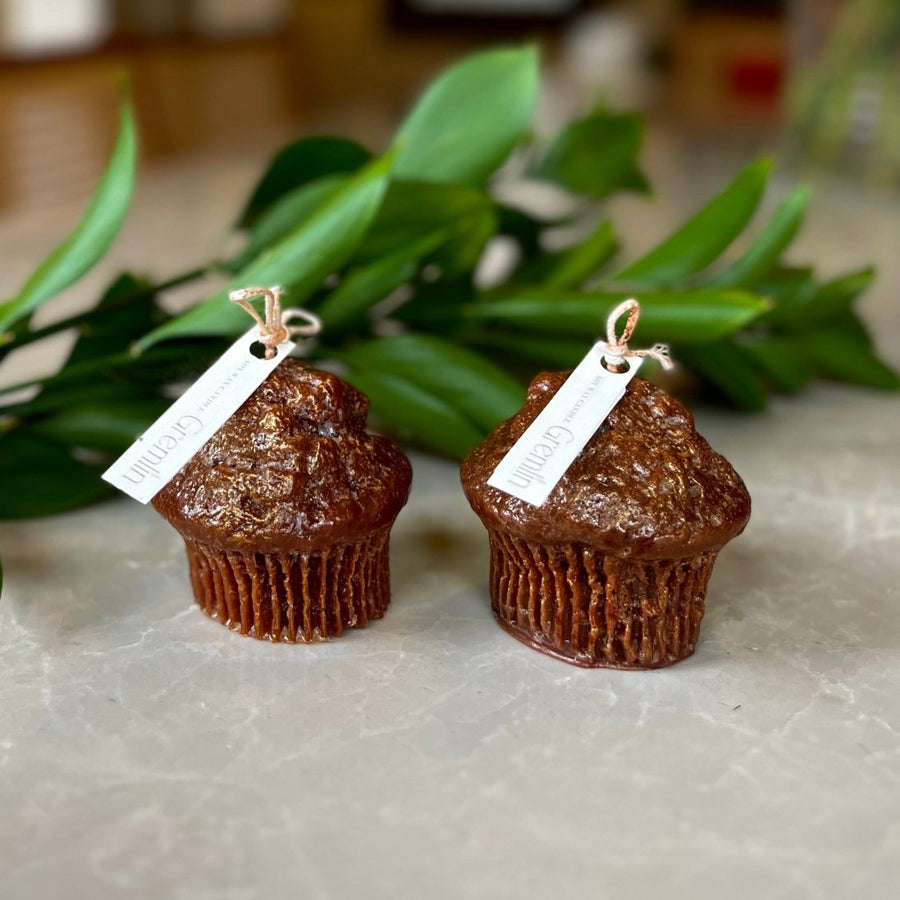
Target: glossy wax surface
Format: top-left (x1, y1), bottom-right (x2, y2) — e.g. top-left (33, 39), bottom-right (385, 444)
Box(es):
top-left (152, 361), bottom-right (412, 553)
top-left (462, 375), bottom-right (751, 559)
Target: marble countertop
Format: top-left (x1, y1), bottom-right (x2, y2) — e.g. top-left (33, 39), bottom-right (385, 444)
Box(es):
top-left (1, 141), bottom-right (899, 899)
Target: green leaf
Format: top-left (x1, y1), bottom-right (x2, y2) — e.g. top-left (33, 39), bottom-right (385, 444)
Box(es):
top-left (388, 280), bottom-right (474, 332)
top-left (0, 95), bottom-right (137, 334)
top-left (757, 265), bottom-right (817, 329)
top-left (0, 340), bottom-right (224, 406)
top-left (228, 175), bottom-right (347, 272)
top-left (676, 341), bottom-right (768, 411)
top-left (827, 310), bottom-right (874, 348)
top-left (803, 328), bottom-right (900, 389)
top-left (773, 267), bottom-right (875, 332)
top-left (0, 272), bottom-right (159, 375)
top-left (543, 220), bottom-right (618, 288)
top-left (393, 46), bottom-right (539, 185)
top-left (357, 180), bottom-right (494, 260)
top-left (1, 381), bottom-right (151, 420)
top-left (30, 398), bottom-right (169, 453)
top-left (809, 268), bottom-right (875, 321)
top-left (338, 333), bottom-right (524, 432)
top-left (353, 180), bottom-right (498, 278)
top-left (137, 155), bottom-right (393, 349)
top-left (533, 109), bottom-right (648, 198)
top-left (62, 273), bottom-right (159, 368)
top-left (495, 204), bottom-right (546, 253)
top-left (709, 187), bottom-right (811, 287)
top-left (469, 331), bottom-right (589, 370)
top-left (466, 288), bottom-right (768, 343)
top-left (316, 232), bottom-right (447, 332)
top-left (236, 136), bottom-right (370, 227)
top-left (615, 159), bottom-right (771, 285)
top-left (0, 430), bottom-right (113, 519)
top-left (0, 272), bottom-right (179, 413)
top-left (344, 370), bottom-right (484, 459)
top-left (738, 335), bottom-right (814, 393)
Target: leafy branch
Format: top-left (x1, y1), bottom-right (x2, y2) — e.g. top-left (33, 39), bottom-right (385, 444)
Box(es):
top-left (0, 47), bottom-right (896, 520)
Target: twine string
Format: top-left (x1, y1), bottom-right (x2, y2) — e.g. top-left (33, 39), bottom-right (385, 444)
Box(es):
top-left (602, 298), bottom-right (673, 372)
top-left (230, 286), bottom-right (321, 359)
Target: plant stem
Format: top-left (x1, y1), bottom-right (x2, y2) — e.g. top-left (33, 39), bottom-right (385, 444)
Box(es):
top-left (0, 266), bottom-right (209, 354)
top-left (0, 340), bottom-right (208, 402)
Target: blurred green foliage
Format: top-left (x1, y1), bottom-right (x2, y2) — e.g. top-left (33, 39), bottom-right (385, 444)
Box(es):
top-left (0, 47), bottom-right (896, 519)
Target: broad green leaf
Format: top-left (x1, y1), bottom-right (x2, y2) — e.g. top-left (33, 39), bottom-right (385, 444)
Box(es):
top-left (803, 328), bottom-right (900, 389)
top-left (809, 268), bottom-right (875, 322)
top-left (756, 265), bottom-right (816, 304)
top-left (237, 136), bottom-right (370, 227)
top-left (827, 310), bottom-right (873, 348)
top-left (344, 370), bottom-right (484, 459)
top-left (0, 269), bottom-right (157, 361)
top-left (0, 96), bottom-right (137, 334)
top-left (442, 209), bottom-right (498, 275)
top-left (0, 341), bottom-right (224, 403)
top-left (469, 331), bottom-right (589, 370)
top-left (0, 430), bottom-right (113, 519)
top-left (709, 187), bottom-right (811, 287)
top-left (544, 220), bottom-right (618, 288)
top-left (32, 398), bottom-right (169, 452)
top-left (615, 159), bottom-right (771, 285)
top-left (389, 281), bottom-right (474, 331)
top-left (466, 288), bottom-right (768, 343)
top-left (676, 341), bottom-right (768, 411)
top-left (357, 180), bottom-right (494, 260)
top-left (227, 175), bottom-right (347, 272)
top-left (355, 180), bottom-right (498, 276)
top-left (316, 232), bottom-right (446, 331)
top-left (494, 204), bottom-right (573, 263)
top-left (0, 272), bottom-right (165, 412)
top-left (495, 204), bottom-right (548, 255)
top-left (505, 220), bottom-right (617, 288)
top-left (773, 267), bottom-right (875, 332)
top-left (1, 381), bottom-right (150, 420)
top-left (739, 335), bottom-right (814, 393)
top-left (393, 46), bottom-right (539, 184)
top-left (757, 265), bottom-right (817, 328)
top-left (533, 110), bottom-right (648, 198)
top-left (61, 273), bottom-right (158, 369)
top-left (338, 333), bottom-right (524, 432)
top-left (137, 155), bottom-right (393, 349)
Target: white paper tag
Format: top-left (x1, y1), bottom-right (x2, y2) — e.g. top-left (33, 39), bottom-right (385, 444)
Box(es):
top-left (487, 344), bottom-right (643, 507)
top-left (102, 327), bottom-right (295, 503)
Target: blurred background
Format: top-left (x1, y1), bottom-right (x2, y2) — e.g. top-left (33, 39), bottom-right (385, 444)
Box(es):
top-left (1, 0), bottom-right (898, 213)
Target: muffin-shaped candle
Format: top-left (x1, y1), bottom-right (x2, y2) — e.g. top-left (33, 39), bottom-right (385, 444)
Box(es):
top-left (461, 373), bottom-right (750, 668)
top-left (153, 360), bottom-right (412, 642)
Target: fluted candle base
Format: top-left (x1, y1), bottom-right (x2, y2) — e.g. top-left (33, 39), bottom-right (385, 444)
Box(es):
top-left (181, 527), bottom-right (391, 642)
top-left (488, 531), bottom-right (717, 669)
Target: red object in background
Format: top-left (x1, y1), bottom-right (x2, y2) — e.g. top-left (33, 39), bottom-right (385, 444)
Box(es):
top-left (728, 58), bottom-right (783, 102)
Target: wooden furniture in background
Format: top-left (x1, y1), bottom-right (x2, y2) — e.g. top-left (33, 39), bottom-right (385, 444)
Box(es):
top-left (0, 34), bottom-right (303, 215)
top-left (668, 11), bottom-right (786, 131)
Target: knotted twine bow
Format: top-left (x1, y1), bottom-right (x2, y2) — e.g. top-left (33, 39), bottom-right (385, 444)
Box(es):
top-left (230, 286), bottom-right (322, 359)
top-left (601, 298), bottom-right (673, 372)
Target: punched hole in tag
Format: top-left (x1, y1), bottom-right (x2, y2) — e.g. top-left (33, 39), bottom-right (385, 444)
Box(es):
top-left (600, 357), bottom-right (631, 374)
